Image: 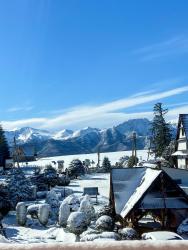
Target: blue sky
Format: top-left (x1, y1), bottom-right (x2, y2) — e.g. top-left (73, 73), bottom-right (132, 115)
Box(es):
top-left (1, 0), bottom-right (188, 131)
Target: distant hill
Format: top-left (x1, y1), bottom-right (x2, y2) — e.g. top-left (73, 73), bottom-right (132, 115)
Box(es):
top-left (5, 118), bottom-right (177, 157)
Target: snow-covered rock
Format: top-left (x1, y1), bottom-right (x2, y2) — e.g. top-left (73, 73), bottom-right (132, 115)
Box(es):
top-left (177, 218), bottom-right (188, 235)
top-left (56, 228), bottom-right (77, 242)
top-left (67, 212), bottom-right (88, 235)
top-left (118, 227), bottom-right (139, 240)
top-left (79, 195), bottom-right (95, 225)
top-left (38, 204), bottom-right (50, 226)
top-left (96, 215), bottom-right (114, 231)
top-left (16, 202), bottom-right (27, 226)
top-left (27, 204), bottom-right (39, 219)
top-left (58, 201), bottom-right (71, 227)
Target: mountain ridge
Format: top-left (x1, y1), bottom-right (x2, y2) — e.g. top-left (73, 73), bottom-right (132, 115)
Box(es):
top-left (5, 118), bottom-right (176, 157)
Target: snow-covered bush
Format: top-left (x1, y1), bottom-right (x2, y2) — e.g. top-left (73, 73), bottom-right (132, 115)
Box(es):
top-left (52, 187), bottom-right (73, 199)
top-left (46, 190), bottom-right (60, 220)
top-left (38, 204), bottom-right (50, 226)
top-left (6, 168), bottom-right (34, 208)
top-left (177, 218), bottom-right (188, 235)
top-left (27, 204), bottom-right (39, 219)
top-left (97, 205), bottom-right (114, 218)
top-left (58, 175), bottom-right (70, 186)
top-left (63, 194), bottom-right (80, 211)
top-left (58, 201), bottom-right (71, 227)
top-left (67, 211), bottom-right (88, 235)
top-left (79, 195), bottom-right (95, 225)
top-left (118, 227), bottom-right (139, 240)
top-left (68, 159), bottom-right (85, 178)
top-left (96, 215), bottom-right (114, 232)
top-left (16, 202), bottom-right (27, 226)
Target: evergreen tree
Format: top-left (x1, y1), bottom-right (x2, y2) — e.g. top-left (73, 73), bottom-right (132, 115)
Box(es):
top-left (0, 125), bottom-right (10, 169)
top-left (102, 157), bottom-right (111, 172)
top-left (127, 156), bottom-right (138, 168)
top-left (151, 103), bottom-right (172, 157)
top-left (68, 159), bottom-right (85, 178)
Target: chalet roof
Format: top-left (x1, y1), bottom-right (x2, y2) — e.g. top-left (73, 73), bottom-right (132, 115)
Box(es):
top-left (111, 168), bottom-right (161, 218)
top-left (180, 114), bottom-right (188, 139)
top-left (111, 167), bottom-right (188, 219)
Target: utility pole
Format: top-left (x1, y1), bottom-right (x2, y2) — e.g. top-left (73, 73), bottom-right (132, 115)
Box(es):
top-left (13, 136), bottom-right (20, 168)
top-left (147, 137), bottom-right (151, 161)
top-left (97, 147), bottom-right (100, 168)
top-left (132, 132), bottom-right (137, 165)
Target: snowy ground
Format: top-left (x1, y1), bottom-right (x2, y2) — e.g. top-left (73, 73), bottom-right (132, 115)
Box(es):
top-left (20, 150), bottom-right (149, 168)
top-left (2, 173), bottom-right (110, 244)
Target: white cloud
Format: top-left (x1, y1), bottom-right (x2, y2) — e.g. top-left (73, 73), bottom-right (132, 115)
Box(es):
top-left (134, 35), bottom-right (188, 61)
top-left (7, 106), bottom-right (34, 113)
top-left (2, 85), bottom-right (188, 131)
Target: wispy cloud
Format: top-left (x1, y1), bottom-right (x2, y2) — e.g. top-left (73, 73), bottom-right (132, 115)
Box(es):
top-left (134, 35), bottom-right (188, 61)
top-left (7, 106), bottom-right (34, 113)
top-left (2, 85), bottom-right (188, 131)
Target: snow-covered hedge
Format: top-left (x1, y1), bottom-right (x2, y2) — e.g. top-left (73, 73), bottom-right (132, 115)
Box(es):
top-left (67, 211), bottom-right (88, 235)
top-left (38, 204), bottom-right (50, 226)
top-left (16, 202), bottom-right (27, 226)
top-left (118, 228), bottom-right (139, 240)
top-left (6, 168), bottom-right (35, 208)
top-left (27, 204), bottom-right (40, 219)
top-left (58, 201), bottom-right (71, 227)
top-left (79, 195), bottom-right (95, 225)
top-left (46, 190), bottom-right (60, 220)
top-left (96, 215), bottom-right (114, 232)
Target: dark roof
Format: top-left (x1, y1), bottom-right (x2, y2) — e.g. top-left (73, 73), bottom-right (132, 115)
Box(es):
top-left (110, 168), bottom-right (188, 219)
top-left (180, 114), bottom-right (188, 139)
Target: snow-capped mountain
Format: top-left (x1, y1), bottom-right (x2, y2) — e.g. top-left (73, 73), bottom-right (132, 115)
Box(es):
top-left (4, 118), bottom-right (177, 157)
top-left (5, 127), bottom-right (52, 145)
top-left (53, 129), bottom-right (73, 140)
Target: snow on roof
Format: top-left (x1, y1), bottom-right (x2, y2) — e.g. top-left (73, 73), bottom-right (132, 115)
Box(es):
top-left (172, 151), bottom-right (188, 156)
top-left (111, 168), bottom-right (161, 218)
top-left (180, 114), bottom-right (188, 140)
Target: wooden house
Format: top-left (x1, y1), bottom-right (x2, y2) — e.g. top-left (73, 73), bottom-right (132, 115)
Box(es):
top-left (110, 168), bottom-right (188, 230)
top-left (172, 114), bottom-right (188, 169)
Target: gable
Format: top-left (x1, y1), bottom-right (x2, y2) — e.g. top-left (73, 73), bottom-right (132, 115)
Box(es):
top-left (111, 168), bottom-right (161, 218)
top-left (111, 168), bottom-right (188, 220)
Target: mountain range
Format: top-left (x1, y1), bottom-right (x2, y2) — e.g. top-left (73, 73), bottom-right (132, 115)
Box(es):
top-left (5, 118), bottom-right (176, 157)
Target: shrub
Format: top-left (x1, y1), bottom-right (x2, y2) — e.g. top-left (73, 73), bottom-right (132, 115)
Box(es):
top-left (68, 159), bottom-right (85, 178)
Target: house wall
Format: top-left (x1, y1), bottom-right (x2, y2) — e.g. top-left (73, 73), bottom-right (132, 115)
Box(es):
top-left (177, 158), bottom-right (187, 169)
top-left (176, 121), bottom-right (188, 169)
top-left (178, 141), bottom-right (187, 150)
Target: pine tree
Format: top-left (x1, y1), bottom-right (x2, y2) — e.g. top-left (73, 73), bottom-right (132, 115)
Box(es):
top-left (68, 159), bottom-right (85, 178)
top-left (151, 103), bottom-right (172, 157)
top-left (0, 125), bottom-right (10, 169)
top-left (102, 157), bottom-right (111, 172)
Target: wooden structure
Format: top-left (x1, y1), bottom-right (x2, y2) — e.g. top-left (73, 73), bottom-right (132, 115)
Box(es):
top-left (110, 168), bottom-right (188, 230)
top-left (172, 114), bottom-right (188, 169)
top-left (83, 187), bottom-right (99, 203)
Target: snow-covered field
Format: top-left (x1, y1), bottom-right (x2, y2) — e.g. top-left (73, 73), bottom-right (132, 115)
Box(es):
top-left (20, 150), bottom-right (149, 168)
